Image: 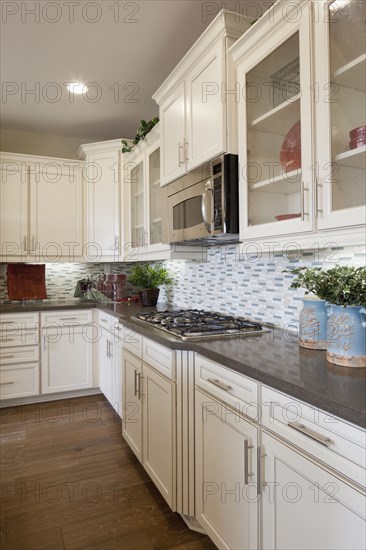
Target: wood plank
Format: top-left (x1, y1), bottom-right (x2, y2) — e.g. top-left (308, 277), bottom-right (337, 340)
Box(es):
top-left (0, 395), bottom-right (215, 549)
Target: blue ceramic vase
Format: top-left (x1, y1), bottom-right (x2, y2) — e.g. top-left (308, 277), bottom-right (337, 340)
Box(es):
top-left (299, 299), bottom-right (328, 350)
top-left (326, 305), bottom-right (366, 368)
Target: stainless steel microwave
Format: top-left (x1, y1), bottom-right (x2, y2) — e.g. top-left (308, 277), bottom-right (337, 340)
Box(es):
top-left (162, 154), bottom-right (239, 246)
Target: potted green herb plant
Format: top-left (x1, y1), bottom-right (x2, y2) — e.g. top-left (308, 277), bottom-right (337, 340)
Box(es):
top-left (128, 263), bottom-right (173, 307)
top-left (284, 266), bottom-right (366, 367)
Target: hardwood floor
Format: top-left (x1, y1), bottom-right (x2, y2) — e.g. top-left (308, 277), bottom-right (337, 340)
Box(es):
top-left (0, 395), bottom-right (216, 550)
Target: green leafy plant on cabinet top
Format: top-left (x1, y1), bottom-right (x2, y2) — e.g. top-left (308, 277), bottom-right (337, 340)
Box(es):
top-left (122, 117), bottom-right (159, 153)
top-left (283, 266), bottom-right (366, 307)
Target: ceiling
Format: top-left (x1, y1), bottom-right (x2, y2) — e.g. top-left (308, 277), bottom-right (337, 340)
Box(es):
top-left (0, 0), bottom-right (273, 141)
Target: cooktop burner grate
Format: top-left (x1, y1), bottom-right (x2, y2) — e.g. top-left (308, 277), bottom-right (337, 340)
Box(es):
top-left (133, 309), bottom-right (265, 340)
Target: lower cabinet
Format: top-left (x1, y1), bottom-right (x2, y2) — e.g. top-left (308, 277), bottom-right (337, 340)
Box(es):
top-left (122, 348), bottom-right (176, 510)
top-left (261, 432), bottom-right (366, 550)
top-left (195, 388), bottom-right (259, 550)
top-left (99, 327), bottom-right (123, 418)
top-left (99, 327), bottom-right (113, 404)
top-left (0, 362), bottom-right (39, 399)
top-left (41, 325), bottom-right (93, 393)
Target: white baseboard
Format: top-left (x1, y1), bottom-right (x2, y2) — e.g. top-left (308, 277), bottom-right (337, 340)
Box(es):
top-left (180, 514), bottom-right (206, 534)
top-left (0, 388), bottom-right (102, 408)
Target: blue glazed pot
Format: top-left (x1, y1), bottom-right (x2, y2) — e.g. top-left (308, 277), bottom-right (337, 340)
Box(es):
top-left (326, 305), bottom-right (366, 368)
top-left (299, 299), bottom-right (328, 350)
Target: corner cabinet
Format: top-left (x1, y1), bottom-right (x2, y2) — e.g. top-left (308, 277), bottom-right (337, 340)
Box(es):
top-left (153, 11), bottom-right (252, 187)
top-left (231, 0), bottom-right (365, 248)
top-left (79, 139), bottom-right (130, 260)
top-left (123, 124), bottom-right (170, 260)
top-left (0, 153), bottom-right (83, 261)
top-left (122, 124), bottom-right (205, 261)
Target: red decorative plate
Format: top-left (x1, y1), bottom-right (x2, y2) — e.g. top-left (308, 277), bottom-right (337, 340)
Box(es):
top-left (280, 121), bottom-right (301, 173)
top-left (275, 213), bottom-right (301, 221)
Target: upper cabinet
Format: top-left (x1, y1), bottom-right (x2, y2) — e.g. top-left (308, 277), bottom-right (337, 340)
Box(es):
top-left (0, 153), bottom-right (83, 261)
top-left (231, 0), bottom-right (365, 246)
top-left (153, 11), bottom-right (252, 187)
top-left (314, 0), bottom-right (366, 230)
top-left (79, 140), bottom-right (125, 259)
top-left (123, 124), bottom-right (202, 261)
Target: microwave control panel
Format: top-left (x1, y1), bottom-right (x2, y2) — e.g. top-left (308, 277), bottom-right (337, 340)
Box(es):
top-left (213, 162), bottom-right (223, 230)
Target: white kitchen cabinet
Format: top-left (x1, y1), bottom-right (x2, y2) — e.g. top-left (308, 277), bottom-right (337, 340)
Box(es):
top-left (99, 323), bottom-right (123, 418)
top-left (314, 0), bottom-right (366, 230)
top-left (261, 431), bottom-right (366, 550)
top-left (0, 159), bottom-right (27, 258)
top-left (122, 347), bottom-right (176, 510)
top-left (41, 311), bottom-right (93, 394)
top-left (153, 11), bottom-right (251, 187)
top-left (234, 1), bottom-right (314, 240)
top-left (122, 349), bottom-right (143, 462)
top-left (79, 139), bottom-right (129, 259)
top-left (123, 124), bottom-right (170, 257)
top-left (0, 153), bottom-right (83, 260)
top-left (123, 124), bottom-right (199, 261)
top-left (0, 312), bottom-right (40, 400)
top-left (99, 327), bottom-right (113, 404)
top-left (142, 362), bottom-right (175, 508)
top-left (195, 387), bottom-right (259, 550)
top-left (231, 0), bottom-right (366, 247)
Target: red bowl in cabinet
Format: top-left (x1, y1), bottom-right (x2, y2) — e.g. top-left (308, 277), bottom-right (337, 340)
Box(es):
top-left (280, 121), bottom-right (302, 173)
top-left (349, 125), bottom-right (366, 140)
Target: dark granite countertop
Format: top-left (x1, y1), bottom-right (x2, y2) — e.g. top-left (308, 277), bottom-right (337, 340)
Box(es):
top-left (1, 300), bottom-right (365, 428)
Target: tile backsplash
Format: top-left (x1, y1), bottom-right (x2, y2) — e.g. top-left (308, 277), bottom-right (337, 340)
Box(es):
top-left (0, 244), bottom-right (364, 328)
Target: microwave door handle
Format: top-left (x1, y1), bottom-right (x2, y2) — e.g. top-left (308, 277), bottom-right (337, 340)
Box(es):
top-left (201, 184), bottom-right (213, 233)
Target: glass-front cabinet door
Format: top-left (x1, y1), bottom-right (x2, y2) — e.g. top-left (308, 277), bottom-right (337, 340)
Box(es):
top-left (315, 0), bottom-right (366, 229)
top-left (147, 146), bottom-right (163, 246)
top-left (238, 4), bottom-right (314, 239)
top-left (130, 161), bottom-right (145, 249)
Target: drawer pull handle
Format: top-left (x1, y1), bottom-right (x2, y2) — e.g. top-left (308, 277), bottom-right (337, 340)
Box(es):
top-left (59, 317), bottom-right (79, 321)
top-left (207, 378), bottom-right (232, 392)
top-left (1, 355), bottom-right (14, 359)
top-left (101, 318), bottom-right (109, 323)
top-left (0, 381), bottom-right (15, 385)
top-left (288, 422), bottom-right (332, 448)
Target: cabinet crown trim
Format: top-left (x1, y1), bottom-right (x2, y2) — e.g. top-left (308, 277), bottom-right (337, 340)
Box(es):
top-left (78, 137), bottom-right (131, 159)
top-left (153, 9), bottom-right (252, 104)
top-left (0, 151), bottom-right (85, 167)
top-left (230, 0), bottom-right (309, 64)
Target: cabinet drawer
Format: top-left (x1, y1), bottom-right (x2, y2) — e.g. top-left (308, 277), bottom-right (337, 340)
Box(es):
top-left (261, 386), bottom-right (366, 487)
top-left (0, 363), bottom-right (40, 399)
top-left (142, 338), bottom-right (174, 380)
top-left (0, 329), bottom-right (38, 347)
top-left (0, 345), bottom-right (39, 365)
top-left (0, 312), bottom-right (39, 331)
top-left (123, 330), bottom-right (143, 358)
top-left (97, 311), bottom-right (116, 331)
top-left (41, 310), bottom-right (92, 327)
top-left (195, 354), bottom-right (259, 421)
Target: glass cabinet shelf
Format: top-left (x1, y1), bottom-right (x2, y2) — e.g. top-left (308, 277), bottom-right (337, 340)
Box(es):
top-left (335, 145), bottom-right (366, 168)
top-left (332, 53), bottom-right (366, 91)
top-left (250, 95), bottom-right (300, 133)
top-left (250, 169), bottom-right (302, 193)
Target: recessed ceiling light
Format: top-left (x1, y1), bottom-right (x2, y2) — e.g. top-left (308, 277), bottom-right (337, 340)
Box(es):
top-left (67, 83), bottom-right (88, 94)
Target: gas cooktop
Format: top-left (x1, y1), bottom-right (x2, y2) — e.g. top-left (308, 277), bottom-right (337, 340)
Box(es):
top-left (132, 309), bottom-right (267, 340)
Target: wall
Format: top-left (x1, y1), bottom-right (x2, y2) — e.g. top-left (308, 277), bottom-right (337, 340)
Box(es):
top-left (0, 244), bottom-right (364, 328)
top-left (0, 128), bottom-right (94, 159)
